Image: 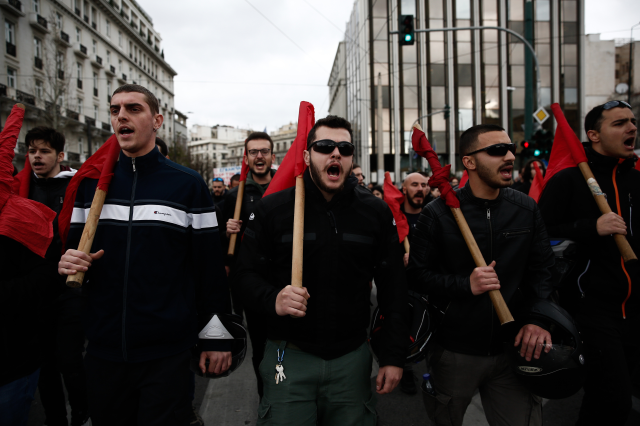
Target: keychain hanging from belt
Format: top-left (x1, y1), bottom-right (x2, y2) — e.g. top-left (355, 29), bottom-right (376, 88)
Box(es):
top-left (275, 340), bottom-right (287, 384)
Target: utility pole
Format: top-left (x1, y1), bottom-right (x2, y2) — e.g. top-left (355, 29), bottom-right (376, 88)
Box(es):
top-left (524, 0), bottom-right (534, 142)
top-left (377, 73), bottom-right (384, 183)
top-left (629, 22), bottom-right (640, 105)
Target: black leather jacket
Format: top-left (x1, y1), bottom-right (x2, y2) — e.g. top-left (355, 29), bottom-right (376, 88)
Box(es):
top-left (407, 184), bottom-right (555, 356)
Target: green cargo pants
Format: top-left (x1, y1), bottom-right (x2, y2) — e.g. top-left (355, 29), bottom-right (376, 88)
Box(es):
top-left (257, 340), bottom-right (377, 426)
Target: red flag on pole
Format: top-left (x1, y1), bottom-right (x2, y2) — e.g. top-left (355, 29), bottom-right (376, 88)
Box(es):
top-left (528, 161), bottom-right (544, 201)
top-left (0, 104), bottom-right (56, 257)
top-left (411, 126), bottom-right (460, 209)
top-left (458, 170), bottom-right (469, 188)
top-left (383, 172), bottom-right (409, 243)
top-left (263, 101), bottom-right (315, 197)
top-left (239, 149), bottom-right (249, 182)
top-left (58, 134), bottom-right (121, 250)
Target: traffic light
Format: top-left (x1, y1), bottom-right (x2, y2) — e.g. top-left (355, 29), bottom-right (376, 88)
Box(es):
top-left (443, 105), bottom-right (450, 119)
top-left (531, 129), bottom-right (552, 159)
top-left (521, 140), bottom-right (531, 157)
top-left (399, 15), bottom-right (415, 46)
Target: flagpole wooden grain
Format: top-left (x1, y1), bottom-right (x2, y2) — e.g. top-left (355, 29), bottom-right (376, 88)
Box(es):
top-left (413, 123), bottom-right (514, 325)
top-left (577, 162), bottom-right (637, 263)
top-left (66, 188), bottom-right (107, 288)
top-left (291, 175), bottom-right (305, 289)
top-left (227, 180), bottom-right (246, 256)
top-left (403, 237), bottom-right (410, 254)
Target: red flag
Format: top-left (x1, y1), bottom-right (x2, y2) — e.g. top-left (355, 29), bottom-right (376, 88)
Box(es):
top-left (539, 104), bottom-right (589, 197)
top-left (239, 149), bottom-right (249, 182)
top-left (458, 170), bottom-right (468, 188)
top-left (635, 155), bottom-right (640, 172)
top-left (0, 104), bottom-right (56, 257)
top-left (528, 161), bottom-right (544, 201)
top-left (263, 101), bottom-right (315, 197)
top-left (411, 127), bottom-right (460, 209)
top-left (383, 172), bottom-right (409, 243)
top-left (58, 134), bottom-right (121, 250)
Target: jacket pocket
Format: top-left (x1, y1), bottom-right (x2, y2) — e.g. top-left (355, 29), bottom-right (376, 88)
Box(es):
top-left (502, 229), bottom-right (531, 238)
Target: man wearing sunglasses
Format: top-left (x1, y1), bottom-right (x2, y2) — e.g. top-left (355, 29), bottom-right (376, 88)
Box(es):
top-left (236, 115), bottom-right (408, 426)
top-left (211, 177), bottom-right (226, 208)
top-left (407, 124), bottom-right (555, 426)
top-left (538, 101), bottom-right (639, 426)
top-left (223, 131), bottom-right (276, 401)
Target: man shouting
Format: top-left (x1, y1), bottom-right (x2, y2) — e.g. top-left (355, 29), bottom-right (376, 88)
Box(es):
top-left (237, 115), bottom-right (408, 426)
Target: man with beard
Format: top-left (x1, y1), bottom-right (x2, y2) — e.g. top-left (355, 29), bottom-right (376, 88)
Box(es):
top-left (236, 115), bottom-right (407, 426)
top-left (407, 124), bottom-right (555, 426)
top-left (211, 177), bottom-right (226, 208)
top-left (352, 163), bottom-right (365, 186)
top-left (538, 102), bottom-right (639, 426)
top-left (223, 131), bottom-right (276, 400)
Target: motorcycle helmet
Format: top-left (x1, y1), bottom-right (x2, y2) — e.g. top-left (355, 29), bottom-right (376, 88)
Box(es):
top-left (369, 291), bottom-right (435, 365)
top-left (190, 313), bottom-right (247, 379)
top-left (505, 299), bottom-right (586, 399)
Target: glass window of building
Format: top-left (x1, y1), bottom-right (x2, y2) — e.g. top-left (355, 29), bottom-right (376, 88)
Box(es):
top-left (55, 12), bottom-right (62, 30)
top-left (455, 0), bottom-right (470, 19)
top-left (78, 99), bottom-right (83, 115)
top-left (5, 21), bottom-right (15, 46)
top-left (94, 105), bottom-right (98, 120)
top-left (76, 27), bottom-right (81, 43)
top-left (7, 67), bottom-right (16, 88)
top-left (482, 0), bottom-right (497, 20)
top-left (536, 0), bottom-right (550, 21)
top-left (106, 19), bottom-right (110, 36)
top-left (92, 39), bottom-right (97, 54)
top-left (33, 0), bottom-right (39, 14)
top-left (106, 50), bottom-right (110, 64)
top-left (76, 62), bottom-right (82, 80)
top-left (429, 0), bottom-right (444, 19)
top-left (36, 80), bottom-right (43, 98)
top-left (34, 37), bottom-right (42, 59)
top-left (118, 31), bottom-right (123, 47)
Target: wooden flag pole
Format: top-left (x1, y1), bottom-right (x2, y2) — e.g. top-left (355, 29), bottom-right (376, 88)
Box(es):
top-left (403, 237), bottom-right (410, 254)
top-left (66, 188), bottom-right (107, 288)
top-left (577, 163), bottom-right (637, 263)
top-left (291, 175), bottom-right (305, 289)
top-left (413, 123), bottom-right (513, 325)
top-left (227, 180), bottom-right (246, 256)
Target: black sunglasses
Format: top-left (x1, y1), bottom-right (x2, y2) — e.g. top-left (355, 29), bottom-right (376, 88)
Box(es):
top-left (603, 100), bottom-right (631, 110)
top-left (309, 139), bottom-right (355, 156)
top-left (466, 143), bottom-right (516, 157)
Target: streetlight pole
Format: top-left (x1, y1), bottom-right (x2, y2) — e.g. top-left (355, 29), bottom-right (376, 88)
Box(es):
top-left (629, 22), bottom-right (640, 105)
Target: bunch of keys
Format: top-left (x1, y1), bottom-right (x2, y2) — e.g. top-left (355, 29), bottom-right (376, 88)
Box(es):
top-left (275, 348), bottom-right (286, 384)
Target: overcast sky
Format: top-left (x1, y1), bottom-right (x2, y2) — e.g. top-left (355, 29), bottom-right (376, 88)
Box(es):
top-left (137, 0), bottom-right (640, 133)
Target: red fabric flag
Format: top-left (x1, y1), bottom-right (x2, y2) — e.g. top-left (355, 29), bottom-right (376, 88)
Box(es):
top-left (13, 159), bottom-right (73, 199)
top-left (528, 161), bottom-right (544, 201)
top-left (539, 104), bottom-right (589, 198)
top-left (263, 101), bottom-right (315, 197)
top-left (239, 149), bottom-right (249, 182)
top-left (0, 104), bottom-right (56, 257)
top-left (458, 170), bottom-right (468, 188)
top-left (383, 172), bottom-right (409, 243)
top-left (58, 134), bottom-right (121, 250)
top-left (411, 127), bottom-right (460, 209)
top-left (635, 155), bottom-right (640, 171)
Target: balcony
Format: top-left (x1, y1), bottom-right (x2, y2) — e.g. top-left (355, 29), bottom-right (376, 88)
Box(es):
top-left (102, 122), bottom-right (111, 131)
top-left (91, 55), bottom-right (103, 68)
top-left (16, 89), bottom-right (35, 106)
top-left (57, 31), bottom-right (71, 48)
top-left (77, 79), bottom-right (83, 90)
top-left (83, 15), bottom-right (89, 24)
top-left (6, 42), bottom-right (16, 57)
top-left (85, 116), bottom-right (96, 127)
top-left (66, 109), bottom-right (79, 121)
top-left (0, 0), bottom-right (25, 17)
top-left (57, 69), bottom-right (64, 80)
top-left (34, 56), bottom-right (43, 70)
top-left (106, 65), bottom-right (116, 76)
top-left (119, 73), bottom-right (127, 84)
top-left (29, 13), bottom-right (49, 33)
top-left (93, 88), bottom-right (98, 97)
top-left (74, 43), bottom-right (89, 58)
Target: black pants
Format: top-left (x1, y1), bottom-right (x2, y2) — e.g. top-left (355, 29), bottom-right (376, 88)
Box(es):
top-left (38, 291), bottom-right (88, 426)
top-left (245, 308), bottom-right (268, 400)
top-left (84, 350), bottom-right (192, 426)
top-left (576, 309), bottom-right (640, 426)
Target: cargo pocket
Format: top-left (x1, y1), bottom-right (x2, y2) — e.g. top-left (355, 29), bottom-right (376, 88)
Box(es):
top-left (257, 396), bottom-right (272, 424)
top-left (422, 390), bottom-right (453, 426)
top-left (362, 393), bottom-right (377, 426)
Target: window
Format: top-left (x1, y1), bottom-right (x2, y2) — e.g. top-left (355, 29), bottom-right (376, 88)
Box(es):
top-left (107, 81), bottom-right (111, 97)
top-left (78, 141), bottom-right (83, 155)
top-left (93, 72), bottom-right (97, 89)
top-left (118, 59), bottom-right (122, 72)
top-left (76, 62), bottom-right (82, 79)
top-left (76, 27), bottom-right (81, 43)
top-left (92, 39), bottom-right (97, 54)
top-left (56, 51), bottom-right (64, 70)
top-left (77, 100), bottom-right (83, 115)
top-left (106, 50), bottom-right (110, 64)
top-left (5, 21), bottom-right (15, 45)
top-left (106, 19), bottom-right (110, 36)
top-left (94, 105), bottom-right (98, 120)
top-left (34, 38), bottom-right (42, 58)
top-left (7, 67), bottom-right (16, 88)
top-left (35, 80), bottom-right (44, 98)
top-left (118, 31), bottom-right (122, 47)
top-left (33, 0), bottom-right (39, 14)
top-left (55, 13), bottom-right (62, 30)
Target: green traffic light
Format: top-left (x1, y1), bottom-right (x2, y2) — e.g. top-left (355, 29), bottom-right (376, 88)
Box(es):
top-left (534, 149), bottom-right (541, 156)
top-left (405, 34), bottom-right (412, 42)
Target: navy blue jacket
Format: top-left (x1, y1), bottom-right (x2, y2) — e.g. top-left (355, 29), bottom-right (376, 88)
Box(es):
top-left (67, 147), bottom-right (231, 362)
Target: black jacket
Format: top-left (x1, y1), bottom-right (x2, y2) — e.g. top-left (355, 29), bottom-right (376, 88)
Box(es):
top-left (0, 236), bottom-right (64, 386)
top-left (407, 184), bottom-right (555, 356)
top-left (538, 144), bottom-right (640, 319)
top-left (236, 169), bottom-right (408, 367)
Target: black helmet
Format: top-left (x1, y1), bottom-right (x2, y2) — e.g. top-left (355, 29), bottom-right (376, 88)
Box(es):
top-left (505, 299), bottom-right (586, 399)
top-left (369, 291), bottom-right (436, 365)
top-left (190, 313), bottom-right (247, 379)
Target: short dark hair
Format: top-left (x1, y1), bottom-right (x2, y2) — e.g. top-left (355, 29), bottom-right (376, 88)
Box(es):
top-left (372, 185), bottom-right (384, 195)
top-left (155, 137), bottom-right (168, 156)
top-left (584, 102), bottom-right (632, 140)
top-left (521, 159), bottom-right (546, 183)
top-left (112, 84), bottom-right (160, 115)
top-left (352, 163), bottom-right (361, 170)
top-left (459, 124), bottom-right (506, 156)
top-left (230, 173), bottom-right (241, 183)
top-left (307, 115), bottom-right (353, 148)
top-left (25, 126), bottom-right (65, 153)
top-left (244, 132), bottom-right (273, 151)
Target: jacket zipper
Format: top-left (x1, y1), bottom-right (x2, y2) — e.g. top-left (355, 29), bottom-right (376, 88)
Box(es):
top-left (611, 164), bottom-right (632, 319)
top-left (327, 210), bottom-right (338, 234)
top-left (122, 157), bottom-right (137, 360)
top-left (629, 194), bottom-right (633, 237)
top-left (486, 203), bottom-right (494, 355)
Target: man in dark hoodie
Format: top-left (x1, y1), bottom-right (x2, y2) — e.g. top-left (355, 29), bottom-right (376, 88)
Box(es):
top-left (538, 101), bottom-right (639, 426)
top-left (223, 131), bottom-right (276, 400)
top-left (24, 127), bottom-right (89, 426)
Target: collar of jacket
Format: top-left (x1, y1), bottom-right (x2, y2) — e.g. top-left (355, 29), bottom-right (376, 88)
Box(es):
top-left (117, 146), bottom-right (164, 176)
top-left (246, 169), bottom-right (276, 194)
top-left (458, 180), bottom-right (504, 207)
top-left (583, 142), bottom-right (636, 175)
top-left (303, 167), bottom-right (358, 208)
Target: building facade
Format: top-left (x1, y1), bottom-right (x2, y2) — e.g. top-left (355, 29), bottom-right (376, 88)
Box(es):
top-left (615, 39), bottom-right (640, 119)
top-left (1, 0), bottom-right (177, 169)
top-left (330, 0), bottom-right (586, 182)
top-left (188, 124), bottom-right (252, 182)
